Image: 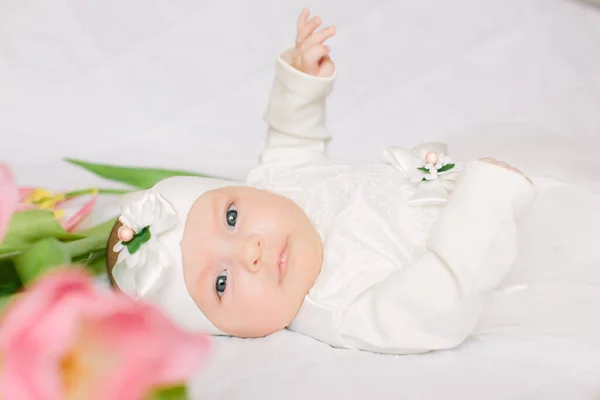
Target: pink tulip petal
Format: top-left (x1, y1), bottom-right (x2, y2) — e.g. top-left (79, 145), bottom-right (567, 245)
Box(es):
top-left (15, 203), bottom-right (37, 212)
top-left (54, 196), bottom-right (74, 208)
top-left (0, 164), bottom-right (18, 242)
top-left (0, 270), bottom-right (103, 400)
top-left (88, 303), bottom-right (210, 400)
top-left (62, 195), bottom-right (96, 232)
top-left (0, 270), bottom-right (94, 342)
top-left (0, 269), bottom-right (211, 400)
top-left (18, 187), bottom-right (35, 202)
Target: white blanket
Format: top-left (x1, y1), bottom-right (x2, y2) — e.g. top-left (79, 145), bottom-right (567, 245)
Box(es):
top-left (2, 0), bottom-right (599, 398)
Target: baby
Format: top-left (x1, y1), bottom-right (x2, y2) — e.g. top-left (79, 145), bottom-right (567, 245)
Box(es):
top-left (106, 9), bottom-right (535, 355)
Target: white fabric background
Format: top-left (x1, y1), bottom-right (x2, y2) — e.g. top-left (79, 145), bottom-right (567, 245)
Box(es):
top-left (1, 0), bottom-right (599, 399)
top-left (2, 0), bottom-right (600, 180)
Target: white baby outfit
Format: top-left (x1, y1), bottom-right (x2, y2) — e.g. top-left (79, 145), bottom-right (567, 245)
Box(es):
top-left (110, 46), bottom-right (536, 355)
top-left (244, 47), bottom-right (536, 354)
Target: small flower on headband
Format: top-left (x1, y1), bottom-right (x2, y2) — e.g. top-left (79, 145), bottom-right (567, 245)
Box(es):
top-left (117, 225), bottom-right (151, 255)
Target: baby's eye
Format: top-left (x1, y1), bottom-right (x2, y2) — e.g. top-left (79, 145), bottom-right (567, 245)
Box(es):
top-left (216, 270), bottom-right (227, 297)
top-left (226, 204), bottom-right (237, 230)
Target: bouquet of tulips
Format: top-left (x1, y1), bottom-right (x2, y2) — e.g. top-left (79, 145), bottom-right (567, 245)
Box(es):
top-left (0, 159), bottom-right (221, 400)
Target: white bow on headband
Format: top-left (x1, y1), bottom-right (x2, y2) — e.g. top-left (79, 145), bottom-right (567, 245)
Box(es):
top-left (112, 190), bottom-right (179, 298)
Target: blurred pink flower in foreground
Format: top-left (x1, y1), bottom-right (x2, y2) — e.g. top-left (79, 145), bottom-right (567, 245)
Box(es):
top-left (0, 269), bottom-right (210, 400)
top-left (0, 164), bottom-right (18, 242)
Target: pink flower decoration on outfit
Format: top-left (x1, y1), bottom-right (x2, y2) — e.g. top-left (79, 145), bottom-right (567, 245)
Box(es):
top-left (424, 151), bottom-right (439, 165)
top-left (0, 269), bottom-right (211, 400)
top-left (383, 143), bottom-right (463, 205)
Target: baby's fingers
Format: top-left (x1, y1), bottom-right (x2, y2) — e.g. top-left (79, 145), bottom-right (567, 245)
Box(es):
top-left (296, 16), bottom-right (321, 46)
top-left (304, 45), bottom-right (331, 67)
top-left (318, 56), bottom-right (336, 78)
top-left (296, 8), bottom-right (309, 32)
top-left (304, 26), bottom-right (336, 49)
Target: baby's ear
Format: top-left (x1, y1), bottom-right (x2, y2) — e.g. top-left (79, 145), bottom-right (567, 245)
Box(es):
top-left (106, 218), bottom-right (123, 288)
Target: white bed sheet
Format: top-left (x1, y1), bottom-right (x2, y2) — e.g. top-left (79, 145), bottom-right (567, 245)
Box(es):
top-left (187, 129), bottom-right (600, 400)
top-left (2, 0), bottom-right (600, 399)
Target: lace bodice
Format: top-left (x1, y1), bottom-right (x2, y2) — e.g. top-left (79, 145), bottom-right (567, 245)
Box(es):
top-left (246, 159), bottom-right (442, 308)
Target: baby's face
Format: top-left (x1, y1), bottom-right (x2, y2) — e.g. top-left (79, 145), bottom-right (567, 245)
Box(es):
top-left (181, 186), bottom-right (322, 337)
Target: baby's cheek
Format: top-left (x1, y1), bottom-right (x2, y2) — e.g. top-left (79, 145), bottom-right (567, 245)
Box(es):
top-left (243, 280), bottom-right (283, 311)
top-left (231, 275), bottom-right (297, 335)
top-left (243, 275), bottom-right (275, 301)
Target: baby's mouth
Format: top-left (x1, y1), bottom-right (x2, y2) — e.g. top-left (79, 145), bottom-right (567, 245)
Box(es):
top-left (277, 239), bottom-right (289, 284)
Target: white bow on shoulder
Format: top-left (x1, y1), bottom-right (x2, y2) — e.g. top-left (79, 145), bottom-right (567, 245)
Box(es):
top-left (383, 142), bottom-right (463, 206)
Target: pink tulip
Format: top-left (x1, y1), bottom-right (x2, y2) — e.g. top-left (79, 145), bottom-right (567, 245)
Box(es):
top-left (0, 165), bottom-right (99, 235)
top-left (17, 187), bottom-right (98, 233)
top-left (0, 269), bottom-right (211, 400)
top-left (0, 164), bottom-right (18, 242)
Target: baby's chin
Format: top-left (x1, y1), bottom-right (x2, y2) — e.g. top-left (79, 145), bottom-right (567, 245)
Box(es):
top-left (220, 316), bottom-right (292, 338)
top-left (215, 298), bottom-right (305, 338)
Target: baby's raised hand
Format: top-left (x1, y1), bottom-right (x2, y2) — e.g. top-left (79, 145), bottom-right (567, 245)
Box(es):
top-left (479, 158), bottom-right (532, 183)
top-left (291, 9), bottom-right (336, 77)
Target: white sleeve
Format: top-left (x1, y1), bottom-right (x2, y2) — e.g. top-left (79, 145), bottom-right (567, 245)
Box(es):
top-left (339, 161), bottom-right (537, 354)
top-left (259, 46), bottom-right (336, 165)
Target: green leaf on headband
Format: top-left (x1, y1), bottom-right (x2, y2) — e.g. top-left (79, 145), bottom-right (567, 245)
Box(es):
top-left (437, 163), bottom-right (455, 173)
top-left (147, 384), bottom-right (189, 400)
top-left (417, 167), bottom-right (429, 173)
top-left (14, 238), bottom-right (72, 285)
top-left (64, 158), bottom-right (226, 189)
top-left (124, 226), bottom-right (151, 254)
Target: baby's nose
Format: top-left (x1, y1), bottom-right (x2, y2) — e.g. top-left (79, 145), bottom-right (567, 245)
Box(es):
top-left (240, 235), bottom-right (263, 272)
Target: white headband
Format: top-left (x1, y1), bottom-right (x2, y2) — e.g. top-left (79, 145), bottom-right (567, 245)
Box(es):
top-left (110, 176), bottom-right (240, 335)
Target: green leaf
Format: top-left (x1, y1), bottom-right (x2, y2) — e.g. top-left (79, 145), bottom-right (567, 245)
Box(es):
top-left (14, 238), bottom-right (72, 285)
top-left (62, 217), bottom-right (117, 264)
top-left (65, 158), bottom-right (225, 190)
top-left (146, 384), bottom-right (189, 400)
top-left (74, 250), bottom-right (107, 276)
top-left (417, 167), bottom-right (429, 173)
top-left (0, 217), bottom-right (117, 262)
top-left (1, 210), bottom-right (83, 250)
top-left (64, 235), bottom-right (108, 260)
top-left (0, 280), bottom-right (20, 296)
top-left (77, 217), bottom-right (118, 238)
top-left (0, 246), bottom-right (25, 258)
top-left (0, 260), bottom-right (22, 296)
top-left (65, 188), bottom-right (130, 198)
top-left (437, 163), bottom-right (455, 173)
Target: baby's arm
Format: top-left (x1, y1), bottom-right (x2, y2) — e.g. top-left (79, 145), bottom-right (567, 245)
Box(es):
top-left (260, 9), bottom-right (337, 165)
top-left (339, 161), bottom-right (536, 354)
